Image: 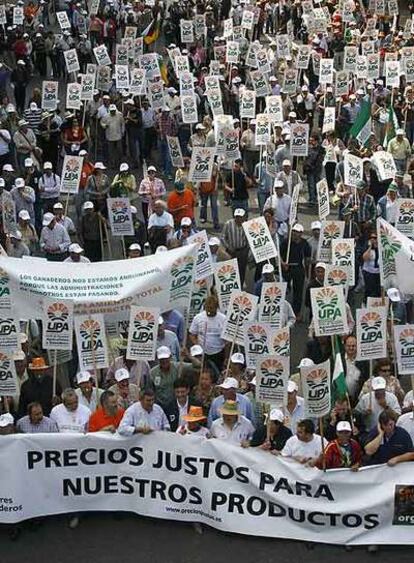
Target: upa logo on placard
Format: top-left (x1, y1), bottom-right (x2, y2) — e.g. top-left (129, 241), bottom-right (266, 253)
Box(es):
top-left (170, 256), bottom-right (193, 299)
top-left (260, 358), bottom-right (284, 388)
top-left (316, 287), bottom-right (341, 320)
top-left (231, 294), bottom-right (252, 321)
top-left (191, 279), bottom-right (208, 313)
top-left (393, 485), bottom-right (414, 525)
top-left (379, 223), bottom-right (401, 263)
top-left (248, 219), bottom-right (270, 248)
top-left (242, 91), bottom-right (254, 110)
top-left (217, 264), bottom-right (238, 293)
top-left (111, 200), bottom-right (129, 223)
top-left (194, 149), bottom-right (210, 173)
top-left (399, 327), bottom-right (414, 357)
top-left (132, 310), bottom-right (155, 343)
top-left (68, 84), bottom-right (80, 102)
top-left (63, 157), bottom-right (81, 181)
top-left (182, 96), bottom-right (195, 117)
top-left (0, 352), bottom-right (13, 382)
top-left (0, 318), bottom-right (16, 336)
top-left (66, 50), bottom-right (77, 67)
top-left (322, 222), bottom-right (341, 248)
top-left (292, 124), bottom-right (307, 148)
top-left (378, 153), bottom-right (395, 173)
top-left (347, 160), bottom-right (361, 182)
top-left (79, 319), bottom-right (103, 351)
top-left (398, 201), bottom-right (414, 224)
top-left (181, 21), bottom-right (192, 37)
top-left (334, 242), bottom-right (352, 262)
top-left (271, 330), bottom-right (289, 356)
top-left (360, 311), bottom-right (382, 343)
top-left (247, 324), bottom-right (268, 354)
top-left (0, 268), bottom-right (10, 297)
top-left (327, 268), bottom-right (348, 286)
top-left (47, 302), bottom-right (70, 333)
top-left (169, 138), bottom-right (181, 158)
top-left (306, 368), bottom-right (329, 401)
top-left (262, 285), bottom-right (282, 314)
top-left (43, 82), bottom-right (56, 101)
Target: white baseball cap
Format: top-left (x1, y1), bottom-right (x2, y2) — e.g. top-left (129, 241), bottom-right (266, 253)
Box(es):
top-left (42, 212), bottom-right (54, 226)
top-left (298, 358), bottom-right (314, 369)
top-left (315, 262), bottom-right (327, 270)
top-left (282, 159), bottom-right (291, 166)
top-left (53, 202), bottom-right (63, 210)
top-left (3, 164), bottom-right (14, 172)
top-left (94, 162), bottom-right (106, 170)
top-left (10, 230), bottom-right (22, 240)
top-left (43, 161), bottom-right (53, 170)
top-left (24, 157), bottom-right (33, 167)
top-left (336, 421), bottom-right (352, 432)
top-left (76, 370), bottom-right (92, 384)
top-left (234, 208), bottom-right (246, 217)
top-left (372, 376), bottom-right (386, 391)
top-left (269, 408), bottom-right (284, 422)
top-left (69, 243), bottom-right (84, 254)
top-left (311, 221), bottom-right (322, 230)
top-left (109, 104), bottom-right (117, 111)
top-left (263, 263), bottom-right (274, 274)
top-left (219, 377), bottom-right (239, 389)
top-left (181, 217), bottom-right (192, 227)
top-left (0, 413), bottom-right (14, 427)
top-left (18, 210), bottom-right (30, 221)
top-left (387, 288), bottom-right (401, 302)
top-left (292, 223), bottom-right (304, 233)
top-left (115, 368), bottom-right (130, 382)
top-left (83, 201), bottom-right (94, 210)
top-left (148, 165), bottom-right (157, 172)
top-left (130, 205), bottom-right (137, 214)
top-left (190, 344), bottom-right (203, 357)
top-left (208, 237), bottom-right (220, 246)
top-left (129, 243), bottom-right (141, 252)
top-left (14, 178), bottom-right (25, 188)
top-left (287, 380), bottom-right (298, 393)
top-left (79, 149), bottom-right (88, 156)
top-left (157, 346), bottom-right (172, 359)
top-left (231, 352), bottom-right (245, 365)
top-left (119, 163), bottom-right (129, 172)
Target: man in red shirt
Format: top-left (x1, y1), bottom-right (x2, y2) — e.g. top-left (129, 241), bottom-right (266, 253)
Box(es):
top-left (167, 181), bottom-right (195, 228)
top-left (88, 390), bottom-right (124, 433)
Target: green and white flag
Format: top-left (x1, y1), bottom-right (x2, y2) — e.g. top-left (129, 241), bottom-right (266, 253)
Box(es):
top-left (331, 336), bottom-right (347, 403)
top-left (349, 99), bottom-right (371, 146)
top-left (383, 104), bottom-right (399, 148)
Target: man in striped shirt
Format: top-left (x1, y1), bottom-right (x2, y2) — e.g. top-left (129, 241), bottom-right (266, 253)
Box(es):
top-left (23, 102), bottom-right (43, 135)
top-left (222, 208), bottom-right (249, 285)
top-left (16, 402), bottom-right (58, 433)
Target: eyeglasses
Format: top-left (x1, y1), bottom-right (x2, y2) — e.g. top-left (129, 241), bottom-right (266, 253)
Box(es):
top-left (380, 368), bottom-right (391, 373)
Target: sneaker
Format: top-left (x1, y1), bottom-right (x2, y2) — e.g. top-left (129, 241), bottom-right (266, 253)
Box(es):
top-left (68, 516), bottom-right (79, 529)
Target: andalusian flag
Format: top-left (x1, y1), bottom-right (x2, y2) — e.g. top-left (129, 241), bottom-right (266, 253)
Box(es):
top-left (383, 104), bottom-right (399, 148)
top-left (142, 14), bottom-right (161, 45)
top-left (331, 336), bottom-right (347, 403)
top-left (349, 99), bottom-right (371, 147)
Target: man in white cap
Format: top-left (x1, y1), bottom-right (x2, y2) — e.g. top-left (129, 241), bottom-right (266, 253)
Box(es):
top-left (319, 421), bottom-right (362, 470)
top-left (387, 128), bottom-right (411, 174)
top-left (150, 346), bottom-right (179, 409)
top-left (210, 400), bottom-right (255, 446)
top-left (252, 407), bottom-right (292, 452)
top-left (0, 121), bottom-right (11, 169)
top-left (13, 119), bottom-right (39, 171)
top-left (101, 103), bottom-right (125, 168)
top-left (64, 243), bottom-right (90, 263)
top-left (285, 380), bottom-right (306, 433)
top-left (110, 162), bottom-right (137, 198)
top-left (147, 200), bottom-right (174, 253)
top-left (208, 236), bottom-right (231, 263)
top-left (138, 165), bottom-right (166, 223)
top-left (208, 376), bottom-right (254, 428)
top-left (0, 413), bottom-right (14, 435)
top-left (172, 216), bottom-right (197, 246)
top-left (118, 388), bottom-right (170, 436)
top-left (355, 376), bottom-right (401, 432)
top-left (75, 371), bottom-right (103, 411)
top-left (53, 202), bottom-right (76, 234)
top-left (10, 177), bottom-right (35, 222)
top-left (157, 317), bottom-right (180, 361)
top-left (80, 201), bottom-right (103, 262)
top-left (222, 207), bottom-right (249, 285)
top-left (263, 180), bottom-right (292, 234)
top-left (306, 220), bottom-right (321, 268)
top-left (8, 230), bottom-right (30, 258)
top-left (127, 243), bottom-right (141, 259)
top-left (108, 367), bottom-right (140, 410)
top-left (276, 159), bottom-right (302, 197)
top-left (240, 121), bottom-right (260, 176)
top-left (280, 223), bottom-right (311, 319)
top-left (140, 98), bottom-right (156, 161)
top-left (38, 161), bottom-right (60, 212)
top-left (39, 212), bottom-right (71, 261)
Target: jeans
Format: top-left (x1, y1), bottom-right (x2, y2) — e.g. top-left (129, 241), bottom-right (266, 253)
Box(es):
top-left (307, 172), bottom-right (321, 203)
top-left (393, 158), bottom-right (407, 174)
top-left (200, 192), bottom-right (219, 227)
top-left (159, 138), bottom-right (172, 177)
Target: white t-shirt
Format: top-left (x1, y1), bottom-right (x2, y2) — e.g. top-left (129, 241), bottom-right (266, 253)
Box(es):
top-left (282, 434), bottom-right (328, 459)
top-left (211, 416), bottom-right (255, 444)
top-left (50, 403), bottom-right (91, 433)
top-left (189, 310), bottom-right (226, 355)
top-left (397, 413), bottom-right (414, 442)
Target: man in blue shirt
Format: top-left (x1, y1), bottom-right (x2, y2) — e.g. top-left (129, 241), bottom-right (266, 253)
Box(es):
top-left (364, 411), bottom-right (414, 466)
top-left (208, 377), bottom-right (255, 428)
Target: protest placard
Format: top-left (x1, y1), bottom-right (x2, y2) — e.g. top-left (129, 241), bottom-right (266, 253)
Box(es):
top-left (244, 322), bottom-right (272, 369)
top-left (187, 230), bottom-right (213, 281)
top-left (107, 198), bottom-right (134, 237)
top-left (302, 360), bottom-right (331, 417)
top-left (394, 325), bottom-right (414, 375)
top-left (258, 282), bottom-right (287, 329)
top-left (356, 307), bottom-right (387, 361)
top-left (310, 286), bottom-right (348, 337)
top-left (41, 298), bottom-right (74, 350)
top-left (0, 353), bottom-right (18, 396)
top-left (0, 317), bottom-right (19, 353)
top-left (41, 81), bottom-right (59, 111)
top-left (60, 156), bottom-right (83, 194)
top-left (222, 292), bottom-right (258, 345)
top-left (256, 355), bottom-right (289, 405)
top-left (126, 306), bottom-right (159, 361)
top-left (74, 314), bottom-right (109, 370)
top-left (214, 259), bottom-right (241, 311)
top-left (332, 239), bottom-right (355, 285)
top-left (243, 216), bottom-right (278, 263)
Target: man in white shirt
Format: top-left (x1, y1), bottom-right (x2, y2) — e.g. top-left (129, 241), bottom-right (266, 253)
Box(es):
top-left (40, 212), bottom-right (71, 261)
top-left (263, 180), bottom-right (292, 234)
top-left (75, 370), bottom-right (103, 411)
top-left (53, 202), bottom-right (76, 234)
top-left (64, 243), bottom-right (91, 263)
top-left (211, 400), bottom-right (254, 446)
top-left (50, 388), bottom-right (91, 433)
top-left (118, 389), bottom-right (170, 436)
top-left (355, 376), bottom-right (401, 432)
top-left (39, 161), bottom-right (61, 208)
top-left (282, 419), bottom-right (328, 464)
top-left (285, 380), bottom-right (305, 433)
top-left (147, 200), bottom-right (174, 252)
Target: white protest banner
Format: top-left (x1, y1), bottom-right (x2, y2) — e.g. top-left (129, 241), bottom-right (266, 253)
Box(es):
top-left (214, 259), bottom-right (241, 311)
top-left (332, 239), bottom-right (355, 286)
top-left (204, 76), bottom-right (220, 95)
top-left (302, 359), bottom-right (331, 418)
top-left (388, 0), bottom-right (399, 15)
top-left (175, 55), bottom-right (190, 75)
top-left (13, 6), bottom-right (23, 25)
top-left (224, 129), bottom-right (240, 160)
top-left (335, 70), bottom-right (349, 97)
top-left (94, 44), bottom-right (111, 67)
top-left (362, 41), bottom-right (376, 56)
top-left (223, 17), bottom-right (233, 38)
top-left (194, 14), bottom-right (206, 38)
top-left (283, 68), bottom-right (298, 95)
top-left (166, 136), bottom-right (184, 168)
top-left (41, 81), bottom-right (59, 111)
top-left (116, 44), bottom-right (128, 65)
top-left (356, 307), bottom-right (387, 361)
top-left (317, 179), bottom-right (330, 220)
top-left (310, 286), bottom-right (348, 337)
top-left (222, 291), bottom-right (258, 345)
top-left (296, 45), bottom-right (311, 69)
top-left (405, 57), bottom-right (414, 83)
top-left (367, 53), bottom-right (380, 80)
top-left (74, 314), bottom-right (109, 370)
top-left (188, 278), bottom-right (210, 324)
top-left (129, 68), bottom-right (146, 95)
top-left (240, 90), bottom-right (256, 119)
top-left (64, 49), bottom-right (80, 74)
top-left (318, 221), bottom-right (345, 263)
top-left (322, 107), bottom-right (335, 134)
top-left (148, 80), bottom-right (165, 111)
top-left (107, 198), bottom-right (134, 237)
top-left (256, 355), bottom-right (289, 405)
top-left (188, 147), bottom-right (215, 182)
top-left (226, 41), bottom-right (240, 64)
top-left (180, 20), bottom-right (194, 43)
top-left (344, 153), bottom-right (363, 188)
top-left (290, 123), bottom-right (309, 157)
top-left (269, 326), bottom-right (290, 356)
top-left (371, 151), bottom-right (396, 181)
top-left (115, 65), bottom-right (129, 89)
top-left (255, 114), bottom-right (271, 145)
top-left (251, 70), bottom-right (270, 97)
top-left (266, 96), bottom-right (283, 124)
top-left (394, 325), bottom-right (414, 375)
top-left (344, 46), bottom-right (357, 72)
top-left (385, 61), bottom-right (400, 88)
top-left (356, 55), bottom-right (368, 79)
top-left (96, 66), bottom-right (112, 91)
top-left (241, 9), bottom-right (254, 30)
top-left (187, 230), bottom-right (213, 281)
top-left (258, 282), bottom-right (287, 329)
top-left (243, 216), bottom-right (277, 263)
top-left (289, 184), bottom-right (301, 225)
top-left (126, 306), bottom-right (159, 361)
top-left (80, 74), bottom-right (94, 101)
top-left (395, 199), bottom-right (414, 239)
top-left (207, 89), bottom-right (224, 117)
top-left (0, 245), bottom-right (197, 320)
top-left (256, 49), bottom-right (271, 75)
top-left (66, 83), bottom-right (82, 110)
top-left (139, 53), bottom-right (160, 78)
top-left (319, 59), bottom-right (334, 84)
top-left (0, 317), bottom-right (19, 353)
top-left (41, 298), bottom-right (74, 350)
top-left (0, 352), bottom-right (18, 395)
top-left (56, 10), bottom-right (71, 29)
top-left (179, 72), bottom-right (195, 95)
top-left (181, 95), bottom-right (198, 124)
top-left (0, 5), bottom-right (6, 25)
top-left (60, 156), bottom-right (83, 195)
top-left (244, 322), bottom-right (271, 369)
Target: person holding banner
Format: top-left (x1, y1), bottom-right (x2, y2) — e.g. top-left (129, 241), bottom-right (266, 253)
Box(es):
top-left (210, 400), bottom-right (254, 446)
top-left (281, 419), bottom-right (328, 465)
top-left (317, 421), bottom-right (363, 471)
top-left (118, 388), bottom-right (170, 436)
top-left (252, 408), bottom-right (292, 453)
top-left (16, 402), bottom-right (58, 434)
top-left (88, 391), bottom-right (125, 433)
top-left (364, 411), bottom-right (414, 467)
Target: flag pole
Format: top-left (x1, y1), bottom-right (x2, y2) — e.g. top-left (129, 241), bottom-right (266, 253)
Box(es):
top-left (224, 309), bottom-right (242, 378)
top-left (319, 417), bottom-right (326, 471)
top-left (52, 349), bottom-right (58, 399)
